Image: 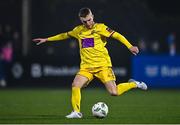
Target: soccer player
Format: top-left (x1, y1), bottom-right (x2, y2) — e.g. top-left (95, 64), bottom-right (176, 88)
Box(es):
top-left (33, 7), bottom-right (147, 119)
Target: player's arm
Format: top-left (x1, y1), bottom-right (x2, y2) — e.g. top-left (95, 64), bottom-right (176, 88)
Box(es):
top-left (33, 32), bottom-right (70, 45)
top-left (111, 32), bottom-right (139, 55)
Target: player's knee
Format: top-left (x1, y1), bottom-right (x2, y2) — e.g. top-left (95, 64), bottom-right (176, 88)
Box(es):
top-left (110, 91), bottom-right (118, 96)
top-left (72, 82), bottom-right (78, 87)
top-left (72, 82), bottom-right (82, 88)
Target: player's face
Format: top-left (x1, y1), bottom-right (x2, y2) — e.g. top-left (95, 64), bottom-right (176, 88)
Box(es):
top-left (80, 14), bottom-right (94, 29)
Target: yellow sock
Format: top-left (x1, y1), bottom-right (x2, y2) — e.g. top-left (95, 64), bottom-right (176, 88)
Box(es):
top-left (117, 82), bottom-right (137, 95)
top-left (71, 87), bottom-right (81, 112)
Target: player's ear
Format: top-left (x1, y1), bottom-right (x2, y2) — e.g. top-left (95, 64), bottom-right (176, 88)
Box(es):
top-left (92, 14), bottom-right (94, 19)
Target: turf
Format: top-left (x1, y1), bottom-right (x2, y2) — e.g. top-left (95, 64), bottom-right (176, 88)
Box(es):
top-left (0, 88), bottom-right (180, 124)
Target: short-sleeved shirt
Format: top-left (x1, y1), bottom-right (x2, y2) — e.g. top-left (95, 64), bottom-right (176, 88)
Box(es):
top-left (68, 23), bottom-right (115, 69)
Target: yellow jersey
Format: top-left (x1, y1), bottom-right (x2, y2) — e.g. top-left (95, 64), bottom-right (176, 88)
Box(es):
top-left (47, 23), bottom-right (133, 69)
top-left (67, 23), bottom-right (114, 69)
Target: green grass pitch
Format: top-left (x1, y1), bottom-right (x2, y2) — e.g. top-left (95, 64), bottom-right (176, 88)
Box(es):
top-left (0, 88), bottom-right (180, 124)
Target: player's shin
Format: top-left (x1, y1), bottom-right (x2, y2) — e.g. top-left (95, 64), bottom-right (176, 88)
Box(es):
top-left (117, 82), bottom-right (137, 95)
top-left (71, 87), bottom-right (81, 112)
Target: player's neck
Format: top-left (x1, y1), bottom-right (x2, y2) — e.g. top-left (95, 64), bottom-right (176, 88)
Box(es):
top-left (85, 22), bottom-right (95, 29)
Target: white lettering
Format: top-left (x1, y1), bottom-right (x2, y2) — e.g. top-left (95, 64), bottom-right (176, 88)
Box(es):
top-left (161, 65), bottom-right (180, 77)
top-left (31, 64), bottom-right (42, 78)
top-left (145, 65), bottom-right (158, 77)
top-left (43, 66), bottom-right (78, 76)
top-left (12, 62), bottom-right (23, 79)
top-left (113, 67), bottom-right (127, 76)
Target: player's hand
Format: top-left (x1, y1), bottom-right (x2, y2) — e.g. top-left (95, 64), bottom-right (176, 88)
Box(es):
top-left (32, 38), bottom-right (48, 45)
top-left (129, 46), bottom-right (139, 55)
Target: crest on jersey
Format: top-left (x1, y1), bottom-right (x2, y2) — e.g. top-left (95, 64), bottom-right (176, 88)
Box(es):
top-left (82, 38), bottom-right (94, 48)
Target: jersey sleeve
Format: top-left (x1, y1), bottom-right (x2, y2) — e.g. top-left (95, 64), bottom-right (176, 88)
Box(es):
top-left (67, 26), bottom-right (80, 39)
top-left (112, 32), bottom-right (133, 49)
top-left (47, 32), bottom-right (70, 41)
top-left (98, 24), bottom-right (115, 37)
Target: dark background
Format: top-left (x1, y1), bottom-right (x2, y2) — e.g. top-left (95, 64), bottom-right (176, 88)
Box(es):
top-left (0, 0), bottom-right (179, 87)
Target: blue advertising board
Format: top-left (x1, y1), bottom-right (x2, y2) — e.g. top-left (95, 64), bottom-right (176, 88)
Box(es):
top-left (132, 55), bottom-right (180, 88)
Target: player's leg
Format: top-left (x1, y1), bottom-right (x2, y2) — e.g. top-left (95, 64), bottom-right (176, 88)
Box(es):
top-left (95, 67), bottom-right (118, 96)
top-left (66, 75), bottom-right (89, 118)
top-left (96, 67), bottom-right (147, 96)
top-left (104, 80), bottom-right (144, 96)
top-left (104, 80), bottom-right (118, 96)
top-left (71, 74), bottom-right (89, 112)
top-left (116, 79), bottom-right (148, 95)
top-left (66, 70), bottom-right (93, 118)
top-left (116, 81), bottom-right (137, 95)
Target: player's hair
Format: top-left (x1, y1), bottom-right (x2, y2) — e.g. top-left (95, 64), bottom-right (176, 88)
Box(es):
top-left (79, 7), bottom-right (92, 17)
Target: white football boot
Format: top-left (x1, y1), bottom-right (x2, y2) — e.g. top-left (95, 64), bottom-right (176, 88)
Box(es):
top-left (129, 79), bottom-right (148, 90)
top-left (66, 111), bottom-right (83, 118)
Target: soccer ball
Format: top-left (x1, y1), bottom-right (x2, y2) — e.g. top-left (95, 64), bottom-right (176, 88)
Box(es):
top-left (92, 102), bottom-right (108, 118)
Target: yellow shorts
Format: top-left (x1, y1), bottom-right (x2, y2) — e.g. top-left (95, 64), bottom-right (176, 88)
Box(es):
top-left (77, 67), bottom-right (116, 84)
